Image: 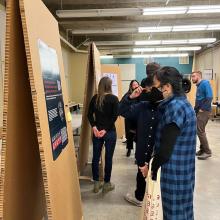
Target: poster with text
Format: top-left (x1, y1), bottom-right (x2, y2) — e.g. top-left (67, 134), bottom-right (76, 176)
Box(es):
top-left (38, 39), bottom-right (68, 160)
top-left (103, 73), bottom-right (118, 96)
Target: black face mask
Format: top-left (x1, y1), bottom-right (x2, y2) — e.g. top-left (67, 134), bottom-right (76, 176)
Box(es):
top-left (139, 87), bottom-right (163, 103)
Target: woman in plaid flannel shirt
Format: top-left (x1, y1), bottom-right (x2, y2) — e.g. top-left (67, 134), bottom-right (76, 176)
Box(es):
top-left (152, 66), bottom-right (196, 220)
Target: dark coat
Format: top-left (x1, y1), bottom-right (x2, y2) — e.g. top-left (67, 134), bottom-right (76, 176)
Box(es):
top-left (119, 95), bottom-right (159, 166)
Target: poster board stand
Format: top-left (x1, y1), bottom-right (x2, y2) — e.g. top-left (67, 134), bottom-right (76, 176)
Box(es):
top-left (0, 0), bottom-right (82, 219)
top-left (78, 43), bottom-right (106, 182)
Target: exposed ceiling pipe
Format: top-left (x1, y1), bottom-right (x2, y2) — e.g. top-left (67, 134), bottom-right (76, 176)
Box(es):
top-left (60, 36), bottom-right (87, 53)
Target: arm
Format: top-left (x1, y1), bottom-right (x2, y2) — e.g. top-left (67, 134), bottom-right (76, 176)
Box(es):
top-left (200, 82), bottom-right (213, 111)
top-left (87, 96), bottom-right (100, 137)
top-left (119, 94), bottom-right (143, 121)
top-left (151, 123), bottom-right (180, 180)
top-left (87, 96), bottom-right (96, 127)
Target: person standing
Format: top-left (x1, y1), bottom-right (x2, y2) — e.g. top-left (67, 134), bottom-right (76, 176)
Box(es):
top-left (191, 71), bottom-right (213, 160)
top-left (151, 66), bottom-right (197, 220)
top-left (123, 80), bottom-right (139, 157)
top-left (87, 76), bottom-right (119, 193)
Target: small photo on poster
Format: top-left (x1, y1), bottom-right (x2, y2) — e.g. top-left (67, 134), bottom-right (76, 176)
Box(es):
top-left (38, 39), bottom-right (68, 160)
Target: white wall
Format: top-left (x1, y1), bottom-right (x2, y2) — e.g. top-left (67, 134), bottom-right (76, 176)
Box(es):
top-left (119, 64), bottom-right (136, 96)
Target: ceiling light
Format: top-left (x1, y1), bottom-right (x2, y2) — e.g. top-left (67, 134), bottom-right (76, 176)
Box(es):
top-left (178, 46), bottom-right (201, 51)
top-left (207, 24), bottom-right (220, 30)
top-left (188, 38), bottom-right (216, 43)
top-left (138, 26), bottom-right (172, 33)
top-left (133, 48), bottom-right (155, 52)
top-left (133, 47), bottom-right (200, 53)
top-left (188, 5), bottom-right (220, 14)
top-left (162, 40), bottom-right (188, 44)
top-left (143, 7), bottom-right (187, 15)
top-left (100, 55), bottom-right (113, 59)
top-left (172, 25), bottom-right (206, 32)
top-left (56, 8), bottom-right (142, 18)
top-left (135, 40), bottom-right (161, 45)
top-left (57, 5), bottom-right (220, 19)
top-left (131, 53), bottom-right (188, 58)
top-left (156, 47), bottom-right (177, 52)
top-left (72, 28), bottom-right (136, 35)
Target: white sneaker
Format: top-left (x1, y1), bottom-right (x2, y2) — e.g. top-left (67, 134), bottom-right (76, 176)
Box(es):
top-left (124, 193), bottom-right (142, 207)
top-left (197, 152), bottom-right (212, 160)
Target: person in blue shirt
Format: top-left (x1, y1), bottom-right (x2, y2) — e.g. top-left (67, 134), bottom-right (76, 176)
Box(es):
top-left (191, 71), bottom-right (213, 160)
top-left (151, 66), bottom-right (197, 220)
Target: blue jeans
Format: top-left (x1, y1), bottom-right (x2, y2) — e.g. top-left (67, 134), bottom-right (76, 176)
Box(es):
top-left (92, 130), bottom-right (116, 182)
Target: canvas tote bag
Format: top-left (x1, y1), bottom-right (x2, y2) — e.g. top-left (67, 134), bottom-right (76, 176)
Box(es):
top-left (140, 161), bottom-right (163, 220)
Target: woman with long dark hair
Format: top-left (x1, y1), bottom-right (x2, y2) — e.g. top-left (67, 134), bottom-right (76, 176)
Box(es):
top-left (151, 66), bottom-right (196, 220)
top-left (87, 76), bottom-right (119, 194)
top-left (123, 80), bottom-right (139, 157)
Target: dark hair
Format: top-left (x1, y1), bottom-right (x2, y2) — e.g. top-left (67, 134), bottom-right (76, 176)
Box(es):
top-left (146, 62), bottom-right (161, 77)
top-left (182, 78), bottom-right (191, 93)
top-left (155, 66), bottom-right (184, 95)
top-left (128, 80), bottom-right (139, 93)
top-left (141, 77), bottom-right (153, 88)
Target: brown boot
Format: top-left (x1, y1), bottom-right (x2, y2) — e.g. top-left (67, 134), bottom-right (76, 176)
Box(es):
top-left (93, 181), bottom-right (103, 193)
top-left (102, 182), bottom-right (115, 194)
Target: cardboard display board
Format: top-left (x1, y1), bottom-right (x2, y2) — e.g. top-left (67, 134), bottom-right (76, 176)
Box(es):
top-left (0, 0), bottom-right (82, 219)
top-left (101, 65), bottom-right (125, 138)
top-left (78, 43), bottom-right (101, 173)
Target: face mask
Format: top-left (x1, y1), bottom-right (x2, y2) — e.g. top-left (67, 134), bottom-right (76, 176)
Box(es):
top-left (148, 87), bottom-right (164, 103)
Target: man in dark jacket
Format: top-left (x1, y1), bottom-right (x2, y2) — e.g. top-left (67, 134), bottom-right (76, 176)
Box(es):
top-left (119, 80), bottom-right (163, 206)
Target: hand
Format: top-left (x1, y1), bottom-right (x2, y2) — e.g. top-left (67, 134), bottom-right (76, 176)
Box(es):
top-left (129, 86), bottom-right (143, 99)
top-left (98, 129), bottom-right (106, 138)
top-left (139, 164), bottom-right (149, 177)
top-left (92, 126), bottom-right (99, 137)
top-left (199, 109), bottom-right (204, 113)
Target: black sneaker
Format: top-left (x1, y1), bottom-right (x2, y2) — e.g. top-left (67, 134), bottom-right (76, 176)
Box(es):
top-left (196, 150), bottom-right (204, 156)
top-left (126, 149), bottom-right (131, 157)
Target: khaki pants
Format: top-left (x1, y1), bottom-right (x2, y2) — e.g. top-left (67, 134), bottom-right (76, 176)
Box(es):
top-left (197, 111), bottom-right (212, 154)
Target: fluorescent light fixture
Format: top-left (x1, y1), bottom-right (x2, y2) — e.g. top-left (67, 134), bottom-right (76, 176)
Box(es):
top-left (133, 48), bottom-right (155, 52)
top-left (135, 38), bottom-right (216, 46)
top-left (188, 5), bottom-right (220, 14)
top-left (172, 25), bottom-right (206, 32)
top-left (156, 47), bottom-right (177, 52)
top-left (135, 40), bottom-right (161, 45)
top-left (100, 55), bottom-right (113, 59)
top-left (72, 27), bottom-right (136, 35)
top-left (131, 53), bottom-right (188, 58)
top-left (138, 26), bottom-right (172, 33)
top-left (162, 40), bottom-right (188, 44)
top-left (56, 8), bottom-right (142, 18)
top-left (133, 47), bottom-right (200, 53)
top-left (143, 7), bottom-right (187, 15)
top-left (207, 24), bottom-right (220, 30)
top-left (138, 24), bottom-right (219, 33)
top-left (188, 38), bottom-right (216, 43)
top-left (178, 46), bottom-right (201, 51)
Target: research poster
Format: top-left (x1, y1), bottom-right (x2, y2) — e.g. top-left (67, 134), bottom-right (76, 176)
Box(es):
top-left (38, 39), bottom-right (68, 160)
top-left (103, 72), bottom-right (118, 96)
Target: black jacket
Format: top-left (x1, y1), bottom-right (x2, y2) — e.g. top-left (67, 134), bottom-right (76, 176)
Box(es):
top-left (119, 95), bottom-right (159, 166)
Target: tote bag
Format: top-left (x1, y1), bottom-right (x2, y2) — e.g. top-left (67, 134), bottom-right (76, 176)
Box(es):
top-left (140, 161), bottom-right (163, 220)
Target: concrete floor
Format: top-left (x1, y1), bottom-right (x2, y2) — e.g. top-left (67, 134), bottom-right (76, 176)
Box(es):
top-left (80, 120), bottom-right (220, 220)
